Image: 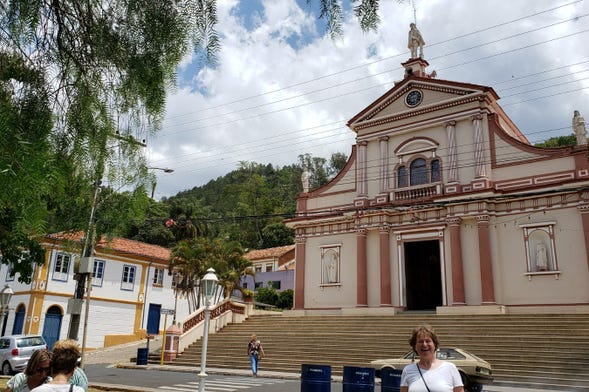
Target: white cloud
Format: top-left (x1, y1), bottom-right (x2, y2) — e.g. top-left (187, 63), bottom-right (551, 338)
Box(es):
top-left (146, 0), bottom-right (589, 199)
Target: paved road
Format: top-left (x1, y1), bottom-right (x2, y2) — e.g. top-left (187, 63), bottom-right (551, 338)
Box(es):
top-left (82, 339), bottom-right (581, 392)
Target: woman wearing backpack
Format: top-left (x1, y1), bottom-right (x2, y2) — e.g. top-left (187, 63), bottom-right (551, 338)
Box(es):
top-left (246, 334), bottom-right (265, 377)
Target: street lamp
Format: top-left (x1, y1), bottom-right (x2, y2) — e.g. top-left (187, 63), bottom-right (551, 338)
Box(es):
top-left (198, 268), bottom-right (218, 392)
top-left (147, 167), bottom-right (174, 198)
top-left (147, 166), bottom-right (174, 173)
top-left (0, 284), bottom-right (14, 319)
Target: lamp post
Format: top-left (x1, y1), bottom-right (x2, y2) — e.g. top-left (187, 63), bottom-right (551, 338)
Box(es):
top-left (147, 167), bottom-right (174, 198)
top-left (0, 285), bottom-right (14, 318)
top-left (198, 268), bottom-right (218, 392)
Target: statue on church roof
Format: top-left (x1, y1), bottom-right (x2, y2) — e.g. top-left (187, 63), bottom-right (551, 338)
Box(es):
top-left (301, 167), bottom-right (311, 193)
top-left (573, 110), bottom-right (587, 145)
top-left (408, 23), bottom-right (425, 59)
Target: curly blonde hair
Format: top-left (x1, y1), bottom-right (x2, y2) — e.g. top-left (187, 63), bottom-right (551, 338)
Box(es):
top-left (408, 324), bottom-right (440, 351)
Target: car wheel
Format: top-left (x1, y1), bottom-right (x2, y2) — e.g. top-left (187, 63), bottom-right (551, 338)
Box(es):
top-left (468, 384), bottom-right (483, 392)
top-left (2, 361), bottom-right (12, 375)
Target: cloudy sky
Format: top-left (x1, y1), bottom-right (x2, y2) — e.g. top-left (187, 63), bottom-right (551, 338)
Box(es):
top-left (143, 0), bottom-right (589, 199)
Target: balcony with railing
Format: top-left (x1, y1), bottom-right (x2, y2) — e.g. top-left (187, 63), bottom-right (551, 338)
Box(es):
top-left (390, 182), bottom-right (442, 202)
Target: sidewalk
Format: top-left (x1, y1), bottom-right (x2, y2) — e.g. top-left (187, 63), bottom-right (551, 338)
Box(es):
top-left (83, 336), bottom-right (162, 366)
top-left (84, 340), bottom-right (579, 392)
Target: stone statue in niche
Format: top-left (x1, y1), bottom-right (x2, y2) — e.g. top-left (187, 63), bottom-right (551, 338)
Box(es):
top-left (535, 242), bottom-right (549, 271)
top-left (323, 250), bottom-right (339, 284)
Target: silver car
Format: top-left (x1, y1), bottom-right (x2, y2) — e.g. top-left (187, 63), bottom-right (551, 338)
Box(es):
top-left (0, 335), bottom-right (48, 375)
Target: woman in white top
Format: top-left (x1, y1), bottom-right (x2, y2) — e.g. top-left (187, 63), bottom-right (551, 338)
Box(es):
top-left (400, 324), bottom-right (464, 392)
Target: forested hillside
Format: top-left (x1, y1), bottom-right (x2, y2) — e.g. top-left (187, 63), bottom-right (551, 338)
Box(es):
top-left (127, 153), bottom-right (347, 250)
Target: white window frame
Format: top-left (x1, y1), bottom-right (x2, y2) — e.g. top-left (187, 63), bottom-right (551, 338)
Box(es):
top-left (92, 259), bottom-right (105, 287)
top-left (52, 253), bottom-right (71, 282)
top-left (121, 265), bottom-right (136, 291)
top-left (5, 264), bottom-right (14, 282)
top-left (152, 268), bottom-right (164, 286)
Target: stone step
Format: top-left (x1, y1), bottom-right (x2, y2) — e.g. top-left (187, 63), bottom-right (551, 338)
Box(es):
top-left (157, 313), bottom-right (589, 388)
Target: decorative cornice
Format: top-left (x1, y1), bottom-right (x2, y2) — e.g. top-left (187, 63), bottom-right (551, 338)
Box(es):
top-left (446, 217), bottom-right (462, 226)
top-left (475, 215), bottom-right (490, 223)
top-left (352, 94), bottom-right (486, 131)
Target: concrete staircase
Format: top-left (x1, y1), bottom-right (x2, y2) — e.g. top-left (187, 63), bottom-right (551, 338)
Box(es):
top-left (155, 313), bottom-right (589, 390)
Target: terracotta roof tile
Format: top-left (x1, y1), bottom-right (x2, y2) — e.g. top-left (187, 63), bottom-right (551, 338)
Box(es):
top-left (46, 231), bottom-right (170, 261)
top-left (244, 244), bottom-right (295, 261)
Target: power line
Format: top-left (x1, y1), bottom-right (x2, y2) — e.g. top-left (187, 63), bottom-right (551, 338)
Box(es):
top-left (150, 32), bottom-right (589, 171)
top-left (147, 2), bottom-right (588, 191)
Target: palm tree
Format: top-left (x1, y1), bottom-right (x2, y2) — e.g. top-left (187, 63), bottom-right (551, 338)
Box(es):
top-left (169, 238), bottom-right (209, 312)
top-left (169, 236), bottom-right (254, 311)
top-left (211, 238), bottom-right (254, 299)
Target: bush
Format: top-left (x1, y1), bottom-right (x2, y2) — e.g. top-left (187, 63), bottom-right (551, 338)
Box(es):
top-left (277, 289), bottom-right (293, 309)
top-left (255, 286), bottom-right (279, 306)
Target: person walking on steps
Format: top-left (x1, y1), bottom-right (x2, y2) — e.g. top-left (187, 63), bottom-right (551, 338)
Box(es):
top-left (247, 334), bottom-right (265, 377)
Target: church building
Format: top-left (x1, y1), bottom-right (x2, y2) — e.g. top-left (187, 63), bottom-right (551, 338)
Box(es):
top-left (287, 24), bottom-right (589, 316)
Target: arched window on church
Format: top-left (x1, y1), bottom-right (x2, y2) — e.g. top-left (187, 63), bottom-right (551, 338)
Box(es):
top-left (410, 158), bottom-right (427, 186)
top-left (431, 159), bottom-right (440, 183)
top-left (397, 166), bottom-right (407, 188)
top-left (396, 158), bottom-right (442, 189)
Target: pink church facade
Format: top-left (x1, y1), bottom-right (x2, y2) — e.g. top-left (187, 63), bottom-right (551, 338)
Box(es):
top-left (287, 57), bottom-right (589, 316)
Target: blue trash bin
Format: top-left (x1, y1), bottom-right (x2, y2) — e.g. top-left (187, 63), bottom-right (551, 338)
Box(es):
top-left (136, 348), bottom-right (149, 365)
top-left (380, 368), bottom-right (402, 392)
top-left (342, 366), bottom-right (375, 392)
top-left (301, 364), bottom-right (331, 392)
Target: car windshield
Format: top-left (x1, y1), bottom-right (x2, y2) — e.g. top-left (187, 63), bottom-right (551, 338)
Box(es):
top-left (403, 348), bottom-right (466, 360)
top-left (16, 337), bottom-right (45, 348)
top-left (436, 349), bottom-right (466, 360)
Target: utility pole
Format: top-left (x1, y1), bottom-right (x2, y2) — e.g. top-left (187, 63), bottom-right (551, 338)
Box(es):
top-left (67, 180), bottom-right (101, 342)
top-left (66, 133), bottom-right (147, 357)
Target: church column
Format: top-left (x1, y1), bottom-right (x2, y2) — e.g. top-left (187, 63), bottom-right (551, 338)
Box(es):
top-left (294, 236), bottom-right (306, 310)
top-left (578, 205), bottom-right (589, 271)
top-left (445, 120), bottom-right (458, 182)
top-left (476, 215), bottom-right (495, 304)
top-left (379, 228), bottom-right (392, 306)
top-left (357, 229), bottom-right (368, 307)
top-left (358, 141), bottom-right (368, 196)
top-left (446, 217), bottom-right (465, 305)
top-left (379, 137), bottom-right (389, 193)
top-left (472, 114), bottom-right (486, 178)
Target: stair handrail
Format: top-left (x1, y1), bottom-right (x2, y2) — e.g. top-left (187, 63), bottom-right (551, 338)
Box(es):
top-left (176, 298), bottom-right (249, 354)
top-left (181, 298), bottom-right (245, 333)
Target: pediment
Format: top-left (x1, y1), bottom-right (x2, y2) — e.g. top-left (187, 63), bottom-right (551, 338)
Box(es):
top-left (347, 76), bottom-right (498, 132)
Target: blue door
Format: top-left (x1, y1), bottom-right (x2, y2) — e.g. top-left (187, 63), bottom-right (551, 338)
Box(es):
top-left (42, 306), bottom-right (63, 350)
top-left (11, 305), bottom-right (25, 335)
top-left (146, 304), bottom-right (161, 335)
